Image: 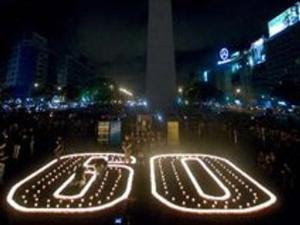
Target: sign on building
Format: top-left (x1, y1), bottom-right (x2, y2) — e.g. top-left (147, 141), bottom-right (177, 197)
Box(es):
top-left (268, 2), bottom-right (300, 37)
top-left (167, 121), bottom-right (180, 146)
top-left (110, 121), bottom-right (122, 146)
top-left (97, 121), bottom-right (110, 144)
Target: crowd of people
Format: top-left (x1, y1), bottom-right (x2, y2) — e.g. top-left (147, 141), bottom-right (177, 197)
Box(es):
top-left (250, 123), bottom-right (299, 192)
top-left (180, 110), bottom-right (300, 196)
top-left (122, 120), bottom-right (165, 165)
top-left (0, 109), bottom-right (118, 185)
top-left (1, 107), bottom-right (299, 205)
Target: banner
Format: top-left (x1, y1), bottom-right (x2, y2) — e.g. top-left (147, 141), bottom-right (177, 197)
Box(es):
top-left (97, 121), bottom-right (110, 143)
top-left (137, 114), bottom-right (152, 123)
top-left (167, 121), bottom-right (180, 146)
top-left (110, 121), bottom-right (122, 146)
top-left (137, 114), bottom-right (152, 132)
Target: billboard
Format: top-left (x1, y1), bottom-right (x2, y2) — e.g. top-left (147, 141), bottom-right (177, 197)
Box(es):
top-left (167, 121), bottom-right (180, 146)
top-left (249, 38), bottom-right (266, 66)
top-left (97, 121), bottom-right (110, 143)
top-left (268, 2), bottom-right (300, 37)
top-left (110, 120), bottom-right (122, 146)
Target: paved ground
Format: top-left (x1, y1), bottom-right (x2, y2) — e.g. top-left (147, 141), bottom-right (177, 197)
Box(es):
top-left (0, 136), bottom-right (296, 225)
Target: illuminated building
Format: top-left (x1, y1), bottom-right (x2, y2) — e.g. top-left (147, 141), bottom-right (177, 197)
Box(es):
top-left (2, 32), bottom-right (97, 98)
top-left (249, 2), bottom-right (300, 101)
top-left (248, 37), bottom-right (270, 97)
top-left (249, 38), bottom-right (266, 66)
top-left (264, 3), bottom-right (300, 99)
top-left (212, 48), bottom-right (254, 102)
top-left (0, 59), bottom-right (6, 86)
top-left (4, 32), bottom-right (49, 97)
top-left (57, 53), bottom-right (96, 88)
top-left (192, 2), bottom-right (300, 103)
top-left (268, 2), bottom-right (300, 38)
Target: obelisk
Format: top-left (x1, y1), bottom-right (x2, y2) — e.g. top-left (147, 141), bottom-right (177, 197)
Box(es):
top-left (146, 0), bottom-right (177, 112)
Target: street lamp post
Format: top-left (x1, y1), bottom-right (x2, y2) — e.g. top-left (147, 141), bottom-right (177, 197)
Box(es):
top-left (236, 88), bottom-right (241, 94)
top-left (178, 87), bottom-right (183, 95)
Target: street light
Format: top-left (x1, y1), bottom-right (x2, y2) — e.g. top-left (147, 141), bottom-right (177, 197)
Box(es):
top-left (236, 88), bottom-right (241, 94)
top-left (119, 87), bottom-right (133, 97)
top-left (34, 83), bottom-right (39, 88)
top-left (109, 84), bottom-right (114, 90)
top-left (178, 87), bottom-right (183, 94)
top-left (57, 86), bottom-right (62, 91)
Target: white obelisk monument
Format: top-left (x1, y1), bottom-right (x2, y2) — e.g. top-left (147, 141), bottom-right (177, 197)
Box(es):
top-left (146, 0), bottom-right (177, 112)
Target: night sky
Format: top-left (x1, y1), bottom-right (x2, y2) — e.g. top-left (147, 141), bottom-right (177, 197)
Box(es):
top-left (0, 0), bottom-right (296, 91)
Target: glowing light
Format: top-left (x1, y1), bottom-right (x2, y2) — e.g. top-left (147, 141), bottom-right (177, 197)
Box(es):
top-left (268, 3), bottom-right (300, 37)
top-left (231, 51), bottom-right (240, 57)
top-left (53, 172), bottom-right (97, 200)
top-left (178, 87), bottom-right (183, 94)
top-left (156, 113), bottom-right (163, 122)
top-left (150, 154), bottom-right (277, 214)
top-left (253, 38), bottom-right (264, 47)
top-left (7, 153), bottom-right (136, 213)
top-left (203, 71), bottom-right (208, 82)
top-left (234, 99), bottom-right (242, 106)
top-left (114, 217), bottom-right (123, 224)
top-left (278, 101), bottom-right (287, 106)
top-left (181, 158), bottom-right (231, 201)
top-left (217, 58), bottom-right (234, 65)
top-left (220, 48), bottom-right (229, 61)
top-left (119, 88), bottom-right (133, 97)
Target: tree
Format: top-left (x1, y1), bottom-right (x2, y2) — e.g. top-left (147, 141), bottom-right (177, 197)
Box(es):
top-left (185, 81), bottom-right (223, 102)
top-left (64, 85), bottom-right (80, 101)
top-left (0, 87), bottom-right (13, 101)
top-left (79, 78), bottom-right (117, 104)
top-left (272, 80), bottom-right (300, 104)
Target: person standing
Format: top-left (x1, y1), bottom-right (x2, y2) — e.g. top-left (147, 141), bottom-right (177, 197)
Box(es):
top-left (11, 123), bottom-right (21, 162)
top-left (136, 137), bottom-right (144, 166)
top-left (122, 135), bottom-right (132, 164)
top-left (19, 128), bottom-right (31, 168)
top-left (54, 136), bottom-right (64, 160)
top-left (71, 164), bottom-right (87, 189)
top-left (95, 159), bottom-right (108, 179)
top-left (0, 127), bottom-right (9, 184)
top-left (29, 128), bottom-right (35, 157)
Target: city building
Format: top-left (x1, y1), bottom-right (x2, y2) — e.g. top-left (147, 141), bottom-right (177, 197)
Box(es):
top-left (249, 2), bottom-right (300, 103)
top-left (0, 59), bottom-right (6, 87)
top-left (57, 53), bottom-right (96, 88)
top-left (2, 32), bottom-right (98, 98)
top-left (193, 2), bottom-right (300, 105)
top-left (264, 2), bottom-right (300, 100)
top-left (192, 50), bottom-right (247, 104)
top-left (198, 48), bottom-right (254, 103)
top-left (4, 32), bottom-right (49, 97)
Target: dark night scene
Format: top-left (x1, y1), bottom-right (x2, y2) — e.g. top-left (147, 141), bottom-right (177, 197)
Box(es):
top-left (0, 0), bottom-right (300, 225)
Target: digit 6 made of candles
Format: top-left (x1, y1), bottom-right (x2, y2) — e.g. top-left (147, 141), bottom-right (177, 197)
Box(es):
top-left (7, 153), bottom-right (136, 213)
